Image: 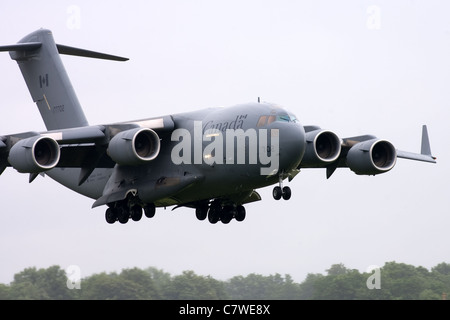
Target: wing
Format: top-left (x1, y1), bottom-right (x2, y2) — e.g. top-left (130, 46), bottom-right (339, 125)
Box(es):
top-left (0, 115), bottom-right (175, 185)
top-left (298, 125), bottom-right (436, 178)
top-left (396, 125), bottom-right (436, 163)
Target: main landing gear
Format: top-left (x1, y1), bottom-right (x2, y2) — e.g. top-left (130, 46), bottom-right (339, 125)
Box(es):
top-left (272, 174), bottom-right (291, 201)
top-left (105, 197), bottom-right (156, 225)
top-left (195, 200), bottom-right (246, 225)
top-left (103, 194), bottom-right (247, 225)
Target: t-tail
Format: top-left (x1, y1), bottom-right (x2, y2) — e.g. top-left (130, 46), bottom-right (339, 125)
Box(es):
top-left (0, 29), bottom-right (128, 130)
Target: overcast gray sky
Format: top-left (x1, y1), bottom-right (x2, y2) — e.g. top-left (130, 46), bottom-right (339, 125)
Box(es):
top-left (0, 0), bottom-right (449, 285)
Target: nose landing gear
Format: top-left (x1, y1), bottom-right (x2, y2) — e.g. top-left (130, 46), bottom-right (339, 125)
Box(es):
top-left (273, 174), bottom-right (291, 201)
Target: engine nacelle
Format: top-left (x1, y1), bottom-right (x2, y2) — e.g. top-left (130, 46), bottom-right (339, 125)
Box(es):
top-left (8, 136), bottom-right (60, 173)
top-left (107, 128), bottom-right (160, 165)
top-left (301, 129), bottom-right (341, 167)
top-left (346, 139), bottom-right (397, 175)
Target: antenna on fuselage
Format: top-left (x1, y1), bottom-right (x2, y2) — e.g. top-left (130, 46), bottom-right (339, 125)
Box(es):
top-left (257, 97), bottom-right (261, 103)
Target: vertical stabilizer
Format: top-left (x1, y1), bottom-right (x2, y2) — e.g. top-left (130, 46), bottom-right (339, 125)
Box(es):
top-left (8, 29), bottom-right (88, 130)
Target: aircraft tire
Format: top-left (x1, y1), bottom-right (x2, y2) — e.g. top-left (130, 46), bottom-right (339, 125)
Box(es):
top-left (282, 186), bottom-right (291, 200)
top-left (131, 206), bottom-right (143, 221)
top-left (196, 206), bottom-right (208, 221)
top-left (220, 206), bottom-right (234, 224)
top-left (208, 206), bottom-right (220, 224)
top-left (235, 205), bottom-right (246, 222)
top-left (105, 208), bottom-right (117, 224)
top-left (273, 186), bottom-right (282, 200)
top-left (117, 206), bottom-right (129, 224)
top-left (144, 204), bottom-right (156, 218)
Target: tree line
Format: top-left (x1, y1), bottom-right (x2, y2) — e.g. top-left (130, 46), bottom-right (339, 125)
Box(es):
top-left (0, 261), bottom-right (449, 300)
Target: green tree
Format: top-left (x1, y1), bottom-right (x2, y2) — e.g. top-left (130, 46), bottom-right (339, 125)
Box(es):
top-left (297, 273), bottom-right (324, 300)
top-left (312, 266), bottom-right (366, 300)
top-left (0, 284), bottom-right (11, 300)
top-left (225, 273), bottom-right (302, 299)
top-left (9, 266), bottom-right (74, 300)
top-left (430, 262), bottom-right (450, 299)
top-left (274, 274), bottom-right (302, 299)
top-left (166, 270), bottom-right (228, 300)
top-left (80, 272), bottom-right (145, 300)
top-left (326, 263), bottom-right (349, 276)
top-left (119, 267), bottom-right (161, 299)
top-left (145, 267), bottom-right (172, 299)
top-left (226, 274), bottom-right (271, 300)
top-left (3, 262), bottom-right (450, 300)
top-left (419, 289), bottom-right (441, 300)
top-left (432, 262), bottom-right (450, 275)
top-left (381, 262), bottom-right (427, 300)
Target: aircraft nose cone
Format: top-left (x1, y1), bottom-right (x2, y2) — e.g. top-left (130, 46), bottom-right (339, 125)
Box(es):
top-left (278, 123), bottom-right (306, 172)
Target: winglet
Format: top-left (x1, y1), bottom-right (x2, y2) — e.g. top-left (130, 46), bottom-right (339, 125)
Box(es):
top-left (421, 125), bottom-right (433, 157)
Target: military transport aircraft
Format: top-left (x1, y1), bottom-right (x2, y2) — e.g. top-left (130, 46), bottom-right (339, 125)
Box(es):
top-left (0, 29), bottom-right (436, 225)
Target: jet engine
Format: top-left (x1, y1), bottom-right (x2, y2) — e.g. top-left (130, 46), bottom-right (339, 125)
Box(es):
top-left (301, 129), bottom-right (341, 167)
top-left (8, 136), bottom-right (61, 173)
top-left (346, 139), bottom-right (397, 175)
top-left (107, 128), bottom-right (160, 165)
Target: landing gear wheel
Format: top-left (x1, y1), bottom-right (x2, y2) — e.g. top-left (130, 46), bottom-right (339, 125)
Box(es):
top-left (220, 205), bottom-right (235, 224)
top-left (117, 206), bottom-right (129, 224)
top-left (131, 206), bottom-right (143, 221)
top-left (105, 208), bottom-right (117, 224)
top-left (196, 206), bottom-right (208, 221)
top-left (273, 186), bottom-right (282, 200)
top-left (282, 186), bottom-right (291, 200)
top-left (144, 204), bottom-right (156, 218)
top-left (208, 205), bottom-right (220, 224)
top-left (235, 205), bottom-right (246, 222)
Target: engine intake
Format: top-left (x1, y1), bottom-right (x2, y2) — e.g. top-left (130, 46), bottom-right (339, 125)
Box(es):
top-left (107, 128), bottom-right (160, 165)
top-left (8, 136), bottom-right (60, 173)
top-left (301, 129), bottom-right (341, 167)
top-left (346, 139), bottom-right (397, 175)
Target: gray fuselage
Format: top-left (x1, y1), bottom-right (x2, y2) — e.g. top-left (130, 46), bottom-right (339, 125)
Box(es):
top-left (48, 102), bottom-right (306, 208)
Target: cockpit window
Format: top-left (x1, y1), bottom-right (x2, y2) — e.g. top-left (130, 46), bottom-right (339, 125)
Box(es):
top-left (289, 114), bottom-right (299, 123)
top-left (257, 116), bottom-right (267, 127)
top-left (267, 115), bottom-right (276, 125)
top-left (277, 115), bottom-right (290, 122)
top-left (257, 114), bottom-right (298, 127)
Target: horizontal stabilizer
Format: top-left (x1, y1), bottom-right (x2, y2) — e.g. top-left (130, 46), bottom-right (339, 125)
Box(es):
top-left (0, 42), bottom-right (42, 52)
top-left (56, 44), bottom-right (129, 61)
top-left (0, 41), bottom-right (127, 61)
